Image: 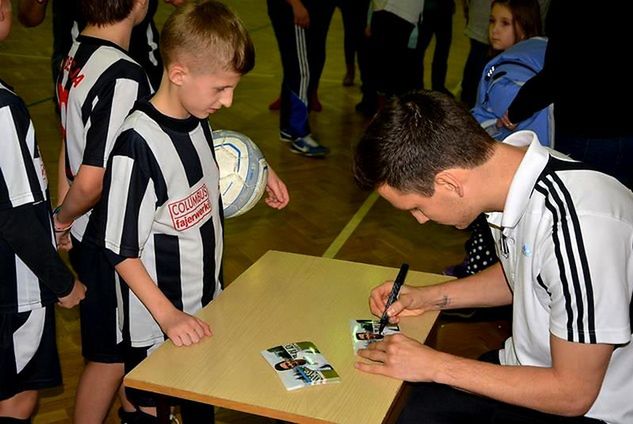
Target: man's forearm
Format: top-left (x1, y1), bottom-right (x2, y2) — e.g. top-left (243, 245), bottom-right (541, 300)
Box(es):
top-left (434, 340), bottom-right (609, 417)
top-left (427, 262), bottom-right (512, 310)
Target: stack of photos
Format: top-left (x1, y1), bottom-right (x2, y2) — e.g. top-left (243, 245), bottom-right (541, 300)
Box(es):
top-left (261, 341), bottom-right (340, 391)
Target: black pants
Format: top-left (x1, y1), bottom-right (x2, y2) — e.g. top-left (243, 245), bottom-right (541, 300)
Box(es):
top-left (366, 10), bottom-right (416, 98)
top-left (460, 38), bottom-right (490, 108)
top-left (338, 0), bottom-right (371, 81)
top-left (415, 0), bottom-right (455, 91)
top-left (267, 0), bottom-right (335, 138)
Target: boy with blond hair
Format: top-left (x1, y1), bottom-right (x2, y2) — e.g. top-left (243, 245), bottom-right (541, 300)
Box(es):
top-left (86, 1), bottom-right (289, 421)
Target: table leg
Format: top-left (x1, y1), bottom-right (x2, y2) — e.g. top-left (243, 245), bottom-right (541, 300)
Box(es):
top-left (156, 395), bottom-right (171, 424)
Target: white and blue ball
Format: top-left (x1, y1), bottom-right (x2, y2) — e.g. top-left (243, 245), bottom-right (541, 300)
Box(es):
top-left (212, 129), bottom-right (268, 219)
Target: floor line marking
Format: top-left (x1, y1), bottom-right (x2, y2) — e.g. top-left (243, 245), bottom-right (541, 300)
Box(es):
top-left (0, 52), bottom-right (50, 60)
top-left (26, 96), bottom-right (54, 108)
top-left (322, 191), bottom-right (379, 259)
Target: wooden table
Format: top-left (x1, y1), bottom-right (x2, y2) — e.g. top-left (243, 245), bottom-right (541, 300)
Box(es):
top-left (124, 251), bottom-right (450, 423)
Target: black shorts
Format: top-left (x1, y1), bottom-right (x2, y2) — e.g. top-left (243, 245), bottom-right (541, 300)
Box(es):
top-left (68, 236), bottom-right (123, 363)
top-left (0, 306), bottom-right (62, 401)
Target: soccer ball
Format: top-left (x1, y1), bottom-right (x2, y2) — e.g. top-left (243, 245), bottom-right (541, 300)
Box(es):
top-left (212, 129), bottom-right (269, 219)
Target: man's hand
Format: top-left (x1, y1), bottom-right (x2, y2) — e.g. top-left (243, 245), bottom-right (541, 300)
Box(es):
top-left (369, 282), bottom-right (428, 323)
top-left (264, 167), bottom-right (290, 209)
top-left (159, 308), bottom-right (213, 347)
top-left (355, 334), bottom-right (441, 381)
top-left (57, 280), bottom-right (86, 308)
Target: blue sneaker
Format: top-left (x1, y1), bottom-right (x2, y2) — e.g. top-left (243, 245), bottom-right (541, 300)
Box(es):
top-left (290, 135), bottom-right (329, 157)
top-left (279, 130), bottom-right (293, 143)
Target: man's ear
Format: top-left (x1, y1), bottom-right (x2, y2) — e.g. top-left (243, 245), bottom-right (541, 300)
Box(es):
top-left (434, 170), bottom-right (465, 197)
top-left (167, 63), bottom-right (188, 86)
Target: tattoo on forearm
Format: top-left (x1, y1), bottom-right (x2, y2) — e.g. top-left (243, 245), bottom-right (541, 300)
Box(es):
top-left (436, 295), bottom-right (450, 309)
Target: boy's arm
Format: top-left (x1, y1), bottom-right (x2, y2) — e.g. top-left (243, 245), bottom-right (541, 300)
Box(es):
top-left (56, 139), bottom-right (70, 205)
top-left (0, 203), bottom-right (85, 308)
top-left (56, 69), bottom-right (151, 226)
top-left (263, 166), bottom-right (289, 209)
top-left (54, 164), bottom-right (104, 226)
top-left (114, 257), bottom-right (212, 346)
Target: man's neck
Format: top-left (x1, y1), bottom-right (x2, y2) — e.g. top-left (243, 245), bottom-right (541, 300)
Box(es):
top-left (81, 20), bottom-right (134, 51)
top-left (475, 143), bottom-right (527, 213)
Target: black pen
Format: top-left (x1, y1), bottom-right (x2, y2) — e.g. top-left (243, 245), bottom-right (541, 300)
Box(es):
top-left (378, 263), bottom-right (409, 335)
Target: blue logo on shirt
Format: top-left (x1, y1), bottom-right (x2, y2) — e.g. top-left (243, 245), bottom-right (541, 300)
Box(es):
top-left (522, 244), bottom-right (532, 257)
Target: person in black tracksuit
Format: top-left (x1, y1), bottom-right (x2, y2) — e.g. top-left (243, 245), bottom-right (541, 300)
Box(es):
top-left (267, 0), bottom-right (335, 157)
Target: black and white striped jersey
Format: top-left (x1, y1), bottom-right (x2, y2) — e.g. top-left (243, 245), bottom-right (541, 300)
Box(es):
top-left (86, 100), bottom-right (224, 347)
top-left (53, 0), bottom-right (162, 89)
top-left (56, 35), bottom-right (152, 242)
top-left (487, 131), bottom-right (633, 424)
top-left (0, 80), bottom-right (47, 210)
top-left (1, 80), bottom-right (73, 312)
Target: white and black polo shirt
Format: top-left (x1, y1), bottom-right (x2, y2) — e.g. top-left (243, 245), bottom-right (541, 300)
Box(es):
top-left (56, 35), bottom-right (152, 242)
top-left (487, 131), bottom-right (633, 424)
top-left (87, 101), bottom-right (224, 348)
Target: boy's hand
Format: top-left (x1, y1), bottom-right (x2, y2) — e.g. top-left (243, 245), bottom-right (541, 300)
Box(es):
top-left (55, 229), bottom-right (73, 251)
top-left (264, 167), bottom-right (290, 209)
top-left (58, 279), bottom-right (86, 308)
top-left (160, 309), bottom-right (213, 347)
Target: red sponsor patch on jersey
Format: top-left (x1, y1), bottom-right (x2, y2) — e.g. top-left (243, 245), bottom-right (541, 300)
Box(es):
top-left (168, 185), bottom-right (212, 231)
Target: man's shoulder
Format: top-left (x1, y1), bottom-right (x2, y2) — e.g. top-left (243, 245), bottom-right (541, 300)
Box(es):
top-left (536, 160), bottom-right (633, 224)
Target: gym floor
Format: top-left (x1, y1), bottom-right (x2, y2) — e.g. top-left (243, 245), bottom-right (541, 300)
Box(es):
top-left (0, 1), bottom-right (510, 422)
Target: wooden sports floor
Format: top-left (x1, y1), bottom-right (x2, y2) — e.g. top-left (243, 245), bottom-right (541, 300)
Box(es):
top-left (1, 1), bottom-right (510, 422)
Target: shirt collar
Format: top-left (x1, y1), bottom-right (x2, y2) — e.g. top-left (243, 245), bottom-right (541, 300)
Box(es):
top-left (499, 131), bottom-right (550, 229)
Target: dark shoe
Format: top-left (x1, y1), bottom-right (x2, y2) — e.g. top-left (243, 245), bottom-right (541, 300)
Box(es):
top-left (118, 408), bottom-right (159, 424)
top-left (279, 130), bottom-right (293, 143)
top-left (289, 135), bottom-right (329, 157)
top-left (268, 96), bottom-right (281, 111)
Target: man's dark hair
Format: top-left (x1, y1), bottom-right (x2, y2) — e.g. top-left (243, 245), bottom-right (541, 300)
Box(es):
top-left (353, 91), bottom-right (495, 196)
top-left (81, 0), bottom-right (136, 26)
